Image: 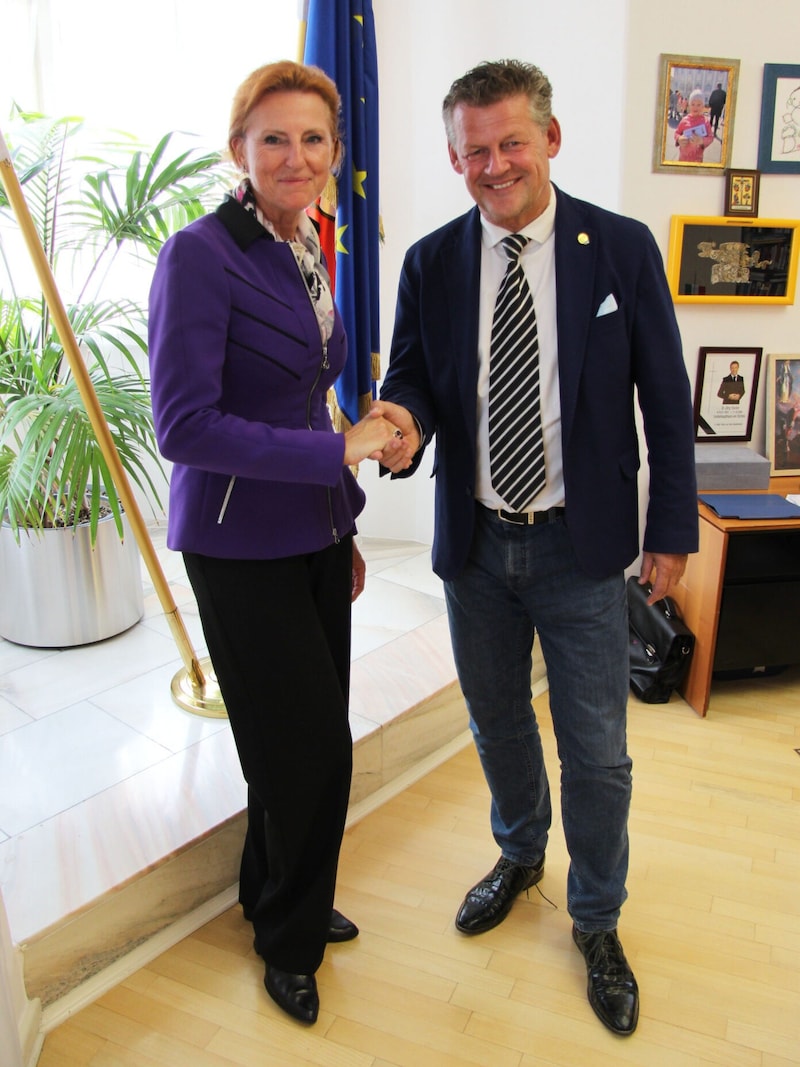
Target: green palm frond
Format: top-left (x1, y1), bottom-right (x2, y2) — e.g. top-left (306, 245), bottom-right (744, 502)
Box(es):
top-left (1, 110), bottom-right (229, 541)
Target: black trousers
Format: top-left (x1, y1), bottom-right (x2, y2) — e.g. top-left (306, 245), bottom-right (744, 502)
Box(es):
top-left (184, 537), bottom-right (354, 974)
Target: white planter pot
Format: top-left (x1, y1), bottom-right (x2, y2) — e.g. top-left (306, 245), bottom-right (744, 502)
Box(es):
top-left (0, 512), bottom-right (143, 647)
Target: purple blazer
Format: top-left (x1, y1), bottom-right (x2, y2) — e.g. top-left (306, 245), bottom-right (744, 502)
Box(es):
top-left (148, 198), bottom-right (364, 559)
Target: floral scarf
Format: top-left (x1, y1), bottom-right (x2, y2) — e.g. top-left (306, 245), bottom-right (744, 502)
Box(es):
top-left (233, 178), bottom-right (335, 344)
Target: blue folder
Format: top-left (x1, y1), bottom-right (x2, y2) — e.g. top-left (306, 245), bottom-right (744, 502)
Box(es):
top-left (698, 493), bottom-right (800, 519)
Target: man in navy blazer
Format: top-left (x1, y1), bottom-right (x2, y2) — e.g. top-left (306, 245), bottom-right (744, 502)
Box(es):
top-left (377, 60), bottom-right (697, 1037)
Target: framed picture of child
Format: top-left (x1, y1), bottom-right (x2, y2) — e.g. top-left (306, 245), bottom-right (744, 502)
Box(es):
top-left (653, 54), bottom-right (740, 174)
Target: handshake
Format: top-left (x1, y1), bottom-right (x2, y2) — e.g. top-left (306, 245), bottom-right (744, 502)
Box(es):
top-left (343, 400), bottom-right (419, 472)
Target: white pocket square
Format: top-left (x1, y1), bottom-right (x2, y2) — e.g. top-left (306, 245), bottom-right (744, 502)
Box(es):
top-left (596, 293), bottom-right (618, 317)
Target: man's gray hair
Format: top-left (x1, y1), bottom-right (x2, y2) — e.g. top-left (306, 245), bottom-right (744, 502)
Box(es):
top-left (442, 59), bottom-right (553, 145)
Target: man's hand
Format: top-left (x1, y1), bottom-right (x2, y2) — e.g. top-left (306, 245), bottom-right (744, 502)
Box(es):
top-left (370, 400), bottom-right (421, 472)
top-left (639, 551), bottom-right (688, 604)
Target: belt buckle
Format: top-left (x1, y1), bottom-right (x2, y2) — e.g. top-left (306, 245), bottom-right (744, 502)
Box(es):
top-left (496, 508), bottom-right (531, 525)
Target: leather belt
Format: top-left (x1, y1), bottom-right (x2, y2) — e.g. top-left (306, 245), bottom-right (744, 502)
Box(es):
top-left (485, 504), bottom-right (565, 525)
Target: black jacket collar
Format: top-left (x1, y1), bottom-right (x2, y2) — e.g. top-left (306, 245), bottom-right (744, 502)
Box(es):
top-left (214, 195), bottom-right (273, 251)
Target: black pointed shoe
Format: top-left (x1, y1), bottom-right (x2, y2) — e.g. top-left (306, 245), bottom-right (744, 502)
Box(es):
top-left (264, 966), bottom-right (319, 1024)
top-left (327, 908), bottom-right (359, 943)
top-left (455, 855), bottom-right (545, 934)
top-left (572, 925), bottom-right (639, 1035)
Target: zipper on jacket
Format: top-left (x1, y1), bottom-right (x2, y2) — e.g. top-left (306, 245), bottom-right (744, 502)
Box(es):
top-left (306, 340), bottom-right (340, 544)
top-left (217, 475), bottom-right (236, 524)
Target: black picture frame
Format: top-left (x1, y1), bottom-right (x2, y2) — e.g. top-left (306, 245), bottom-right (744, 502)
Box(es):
top-left (723, 168), bottom-right (760, 218)
top-left (693, 347), bottom-right (762, 442)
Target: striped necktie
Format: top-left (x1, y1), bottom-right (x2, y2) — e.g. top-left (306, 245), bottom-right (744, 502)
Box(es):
top-left (488, 234), bottom-right (546, 511)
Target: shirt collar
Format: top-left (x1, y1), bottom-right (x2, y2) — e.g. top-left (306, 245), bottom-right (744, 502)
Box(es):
top-left (480, 184), bottom-right (557, 250)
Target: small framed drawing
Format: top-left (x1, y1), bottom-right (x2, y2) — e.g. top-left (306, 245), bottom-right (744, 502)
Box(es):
top-left (724, 168), bottom-right (760, 218)
top-left (766, 354), bottom-right (800, 475)
top-left (653, 53), bottom-right (739, 174)
top-left (757, 64), bottom-right (800, 175)
top-left (694, 347), bottom-right (762, 442)
top-left (667, 216), bottom-right (800, 304)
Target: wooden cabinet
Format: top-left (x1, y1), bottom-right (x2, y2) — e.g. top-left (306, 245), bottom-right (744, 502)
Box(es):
top-left (672, 493), bottom-right (800, 716)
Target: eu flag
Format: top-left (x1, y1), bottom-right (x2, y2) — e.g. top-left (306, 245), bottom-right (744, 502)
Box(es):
top-left (303, 0), bottom-right (380, 429)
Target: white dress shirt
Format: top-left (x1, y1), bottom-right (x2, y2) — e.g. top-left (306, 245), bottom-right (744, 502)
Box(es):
top-left (475, 185), bottom-right (565, 512)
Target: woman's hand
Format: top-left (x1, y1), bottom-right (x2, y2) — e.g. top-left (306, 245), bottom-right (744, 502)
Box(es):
top-left (343, 408), bottom-right (413, 466)
top-left (351, 541), bottom-right (366, 601)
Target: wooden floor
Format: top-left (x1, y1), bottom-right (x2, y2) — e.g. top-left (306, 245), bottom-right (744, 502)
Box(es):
top-left (38, 668), bottom-right (800, 1067)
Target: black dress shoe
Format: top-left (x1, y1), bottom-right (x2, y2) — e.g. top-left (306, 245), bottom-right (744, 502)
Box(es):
top-left (264, 966), bottom-right (319, 1024)
top-left (328, 908), bottom-right (359, 942)
top-left (572, 925), bottom-right (639, 1035)
top-left (455, 855), bottom-right (545, 934)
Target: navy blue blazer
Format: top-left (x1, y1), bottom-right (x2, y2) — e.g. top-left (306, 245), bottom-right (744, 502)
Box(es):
top-left (381, 186), bottom-right (698, 581)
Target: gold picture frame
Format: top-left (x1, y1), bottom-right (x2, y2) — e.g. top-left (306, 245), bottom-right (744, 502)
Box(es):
top-left (766, 354), bottom-right (800, 476)
top-left (667, 216), bottom-right (800, 304)
top-left (653, 53), bottom-right (739, 174)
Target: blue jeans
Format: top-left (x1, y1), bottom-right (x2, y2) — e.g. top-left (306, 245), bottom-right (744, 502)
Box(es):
top-left (444, 505), bottom-right (632, 931)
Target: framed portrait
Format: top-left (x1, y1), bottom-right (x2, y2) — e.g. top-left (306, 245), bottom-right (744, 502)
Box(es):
top-left (693, 347), bottom-right (762, 442)
top-left (667, 216), bottom-right (800, 304)
top-left (757, 64), bottom-right (800, 175)
top-left (724, 168), bottom-right (760, 218)
top-left (653, 53), bottom-right (739, 174)
top-left (766, 354), bottom-right (800, 475)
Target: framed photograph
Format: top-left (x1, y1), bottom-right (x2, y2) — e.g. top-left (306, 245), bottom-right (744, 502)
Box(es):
top-left (653, 53), bottom-right (739, 174)
top-left (693, 347), bottom-right (762, 442)
top-left (724, 168), bottom-right (760, 218)
top-left (667, 216), bottom-right (800, 304)
top-left (766, 354), bottom-right (800, 475)
top-left (757, 64), bottom-right (800, 175)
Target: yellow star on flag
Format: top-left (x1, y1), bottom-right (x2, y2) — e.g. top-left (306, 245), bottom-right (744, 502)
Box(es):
top-left (352, 162), bottom-right (367, 200)
top-left (336, 223), bottom-right (349, 255)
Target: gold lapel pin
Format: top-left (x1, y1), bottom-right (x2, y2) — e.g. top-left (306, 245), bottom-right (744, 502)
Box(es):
top-left (577, 232), bottom-right (590, 245)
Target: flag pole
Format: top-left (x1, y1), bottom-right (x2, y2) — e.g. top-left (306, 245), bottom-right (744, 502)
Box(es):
top-left (0, 128), bottom-right (225, 718)
top-left (297, 0), bottom-right (309, 62)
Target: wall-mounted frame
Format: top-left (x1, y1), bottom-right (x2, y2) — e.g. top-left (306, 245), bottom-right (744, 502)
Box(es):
top-left (757, 64), bottom-right (800, 175)
top-left (667, 216), bottom-right (800, 304)
top-left (653, 53), bottom-right (739, 174)
top-left (693, 347), bottom-right (762, 442)
top-left (724, 168), bottom-right (760, 218)
top-left (766, 354), bottom-right (800, 475)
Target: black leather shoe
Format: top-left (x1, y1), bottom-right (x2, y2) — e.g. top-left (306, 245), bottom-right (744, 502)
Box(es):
top-left (328, 908), bottom-right (359, 942)
top-left (246, 906), bottom-right (358, 944)
top-left (572, 925), bottom-right (639, 1035)
top-left (264, 966), bottom-right (319, 1024)
top-left (455, 855), bottom-right (544, 934)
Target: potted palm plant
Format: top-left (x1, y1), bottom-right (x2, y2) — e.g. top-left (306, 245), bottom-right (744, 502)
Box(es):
top-left (0, 111), bottom-right (229, 646)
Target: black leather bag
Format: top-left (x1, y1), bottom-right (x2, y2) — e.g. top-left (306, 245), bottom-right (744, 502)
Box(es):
top-left (627, 577), bottom-right (695, 703)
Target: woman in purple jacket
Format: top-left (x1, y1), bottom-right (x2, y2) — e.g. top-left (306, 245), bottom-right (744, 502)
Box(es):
top-left (149, 61), bottom-right (408, 1025)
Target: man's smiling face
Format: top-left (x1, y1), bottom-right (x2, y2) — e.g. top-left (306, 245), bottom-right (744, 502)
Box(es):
top-left (448, 93), bottom-right (561, 232)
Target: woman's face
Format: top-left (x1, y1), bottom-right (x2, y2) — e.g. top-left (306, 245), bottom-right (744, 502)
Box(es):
top-left (232, 90), bottom-right (337, 238)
